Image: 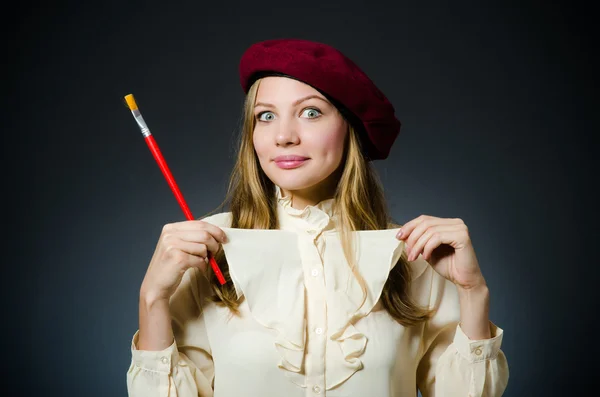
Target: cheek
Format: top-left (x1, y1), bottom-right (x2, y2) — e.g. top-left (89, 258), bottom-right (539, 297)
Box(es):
top-left (313, 124), bottom-right (346, 158)
top-left (252, 131), bottom-right (268, 159)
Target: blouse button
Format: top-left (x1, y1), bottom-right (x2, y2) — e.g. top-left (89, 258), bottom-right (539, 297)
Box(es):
top-left (161, 356), bottom-right (168, 364)
top-left (315, 327), bottom-right (324, 335)
top-left (475, 347), bottom-right (482, 356)
top-left (312, 385), bottom-right (321, 394)
top-left (311, 269), bottom-right (319, 277)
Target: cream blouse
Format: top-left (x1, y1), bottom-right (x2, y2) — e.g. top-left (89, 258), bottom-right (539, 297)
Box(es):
top-left (127, 186), bottom-right (509, 397)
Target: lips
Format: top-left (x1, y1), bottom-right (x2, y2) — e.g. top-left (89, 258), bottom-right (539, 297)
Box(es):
top-left (273, 155), bottom-right (310, 162)
top-left (273, 155), bottom-right (310, 169)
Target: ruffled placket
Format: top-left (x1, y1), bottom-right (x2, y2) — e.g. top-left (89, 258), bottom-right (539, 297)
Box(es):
top-left (323, 228), bottom-right (406, 389)
top-left (220, 185), bottom-right (412, 391)
top-left (274, 186), bottom-right (408, 389)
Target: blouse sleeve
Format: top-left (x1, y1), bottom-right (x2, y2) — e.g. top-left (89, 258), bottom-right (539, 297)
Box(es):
top-left (415, 262), bottom-right (509, 397)
top-left (126, 267), bottom-right (215, 397)
top-left (126, 212), bottom-right (232, 397)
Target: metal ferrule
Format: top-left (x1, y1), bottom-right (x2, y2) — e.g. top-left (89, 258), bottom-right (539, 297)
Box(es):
top-left (131, 109), bottom-right (151, 137)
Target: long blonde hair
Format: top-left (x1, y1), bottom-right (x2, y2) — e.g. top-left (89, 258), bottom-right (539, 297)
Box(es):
top-left (202, 78), bottom-right (433, 327)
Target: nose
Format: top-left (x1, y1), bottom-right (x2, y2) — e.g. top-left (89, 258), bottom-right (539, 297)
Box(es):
top-left (275, 117), bottom-right (300, 147)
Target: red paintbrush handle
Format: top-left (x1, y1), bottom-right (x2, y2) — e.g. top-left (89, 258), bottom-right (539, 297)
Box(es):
top-left (144, 135), bottom-right (226, 285)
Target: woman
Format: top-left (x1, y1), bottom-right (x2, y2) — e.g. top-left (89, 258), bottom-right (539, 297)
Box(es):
top-left (127, 39), bottom-right (509, 396)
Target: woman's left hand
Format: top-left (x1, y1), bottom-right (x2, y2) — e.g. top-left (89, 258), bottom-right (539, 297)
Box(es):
top-left (396, 215), bottom-right (486, 290)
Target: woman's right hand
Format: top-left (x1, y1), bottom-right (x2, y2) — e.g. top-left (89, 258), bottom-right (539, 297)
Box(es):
top-left (140, 220), bottom-right (228, 302)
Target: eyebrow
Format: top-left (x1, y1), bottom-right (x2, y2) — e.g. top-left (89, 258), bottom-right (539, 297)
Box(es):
top-left (254, 94), bottom-right (330, 109)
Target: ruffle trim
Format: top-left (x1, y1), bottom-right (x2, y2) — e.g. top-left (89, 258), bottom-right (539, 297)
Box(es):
top-left (323, 228), bottom-right (405, 388)
top-left (220, 227), bottom-right (307, 386)
top-left (275, 185), bottom-right (334, 234)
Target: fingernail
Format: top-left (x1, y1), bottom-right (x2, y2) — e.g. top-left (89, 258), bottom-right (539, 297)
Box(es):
top-left (396, 229), bottom-right (403, 238)
top-left (222, 235), bottom-right (228, 243)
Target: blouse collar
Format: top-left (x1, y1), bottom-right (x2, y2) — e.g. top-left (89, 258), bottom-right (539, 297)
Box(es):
top-left (275, 184), bottom-right (337, 234)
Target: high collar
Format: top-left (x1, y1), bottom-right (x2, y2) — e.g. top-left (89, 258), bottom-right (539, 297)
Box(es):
top-left (275, 185), bottom-right (337, 234)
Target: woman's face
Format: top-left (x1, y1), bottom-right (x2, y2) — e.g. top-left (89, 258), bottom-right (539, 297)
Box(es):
top-left (252, 76), bottom-right (347, 202)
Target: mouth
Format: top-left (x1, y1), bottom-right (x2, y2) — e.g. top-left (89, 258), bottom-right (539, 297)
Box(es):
top-left (273, 158), bottom-right (310, 169)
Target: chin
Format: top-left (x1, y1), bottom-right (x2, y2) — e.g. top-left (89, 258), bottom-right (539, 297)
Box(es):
top-left (264, 163), bottom-right (334, 192)
top-left (267, 173), bottom-right (323, 192)
top-left (272, 179), bottom-right (317, 192)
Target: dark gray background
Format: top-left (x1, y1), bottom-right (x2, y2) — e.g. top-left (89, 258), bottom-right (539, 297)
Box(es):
top-left (5, 0), bottom-right (596, 396)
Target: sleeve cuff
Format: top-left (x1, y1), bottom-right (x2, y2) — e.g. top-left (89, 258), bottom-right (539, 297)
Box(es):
top-left (130, 330), bottom-right (180, 374)
top-left (453, 321), bottom-right (504, 363)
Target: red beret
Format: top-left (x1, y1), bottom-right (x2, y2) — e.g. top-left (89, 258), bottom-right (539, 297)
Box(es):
top-left (239, 38), bottom-right (401, 161)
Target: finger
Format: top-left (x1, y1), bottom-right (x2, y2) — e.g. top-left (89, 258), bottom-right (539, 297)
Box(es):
top-left (422, 232), bottom-right (448, 261)
top-left (163, 244), bottom-right (208, 271)
top-left (167, 240), bottom-right (211, 257)
top-left (180, 250), bottom-right (209, 271)
top-left (162, 221), bottom-right (227, 248)
top-left (407, 225), bottom-right (461, 261)
top-left (164, 220), bottom-right (228, 243)
top-left (165, 229), bottom-right (222, 254)
top-left (396, 215), bottom-right (428, 240)
top-left (400, 216), bottom-right (459, 246)
top-left (196, 220), bottom-right (228, 243)
top-left (402, 217), bottom-right (441, 249)
top-left (397, 215), bottom-right (430, 240)
top-left (423, 231), bottom-right (448, 260)
top-left (421, 228), bottom-right (466, 261)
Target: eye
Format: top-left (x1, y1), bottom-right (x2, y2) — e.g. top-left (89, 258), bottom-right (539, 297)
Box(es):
top-left (301, 108), bottom-right (322, 119)
top-left (257, 111), bottom-right (276, 122)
